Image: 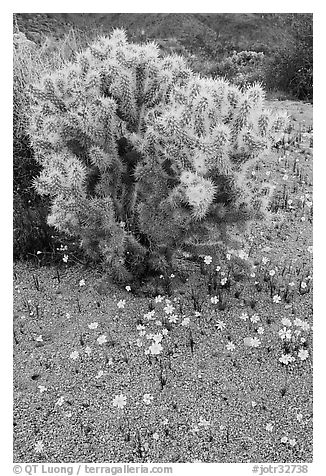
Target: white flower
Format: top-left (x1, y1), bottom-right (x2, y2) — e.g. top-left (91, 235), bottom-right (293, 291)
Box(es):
top-left (88, 322), bottom-right (98, 330)
top-left (143, 393), bottom-right (153, 405)
top-left (152, 432), bottom-right (159, 440)
top-left (279, 354), bottom-right (293, 365)
top-left (210, 296), bottom-right (219, 304)
top-left (262, 257), bottom-right (269, 265)
top-left (136, 324), bottom-right (145, 331)
top-left (36, 251), bottom-right (42, 255)
top-left (95, 370), bottom-right (104, 379)
top-left (273, 294), bottom-right (281, 303)
top-left (239, 312), bottom-right (249, 321)
top-left (149, 342), bottom-right (163, 355)
top-left (266, 422), bottom-right (274, 432)
top-left (38, 385), bottom-right (47, 393)
top-left (164, 304), bottom-right (174, 315)
top-left (195, 311), bottom-right (201, 317)
top-left (226, 342), bottom-right (235, 352)
top-left (152, 333), bottom-right (163, 343)
top-left (139, 330), bottom-right (146, 337)
top-left (307, 246), bottom-right (313, 254)
top-left (298, 348), bottom-right (309, 361)
top-left (162, 328), bottom-right (169, 336)
top-left (144, 310), bottom-right (155, 320)
top-left (162, 418), bottom-right (169, 425)
top-left (181, 317), bottom-right (190, 326)
top-left (281, 436), bottom-right (288, 444)
top-left (283, 174), bottom-right (289, 181)
top-left (251, 401), bottom-right (257, 408)
top-left (85, 346), bottom-right (92, 356)
top-left (250, 272), bottom-right (256, 278)
top-left (125, 285), bottom-right (131, 292)
top-left (221, 277), bottom-right (227, 286)
top-left (168, 314), bottom-right (178, 323)
top-left (70, 350), bottom-right (79, 360)
top-left (269, 269), bottom-right (275, 277)
top-left (281, 317), bottom-right (292, 327)
top-left (63, 254), bottom-right (69, 263)
top-left (279, 327), bottom-right (292, 340)
top-left (250, 337), bottom-right (261, 348)
top-left (35, 335), bottom-right (43, 342)
top-left (204, 255), bottom-right (212, 265)
top-left (170, 274), bottom-right (175, 278)
top-left (155, 295), bottom-right (163, 303)
top-left (216, 266), bottom-right (221, 272)
top-left (301, 281), bottom-right (307, 289)
top-left (226, 253), bottom-right (231, 260)
top-left (66, 313), bottom-right (71, 319)
top-left (117, 299), bottom-right (126, 309)
top-left (97, 334), bottom-right (107, 345)
top-left (300, 321), bottom-right (310, 331)
top-left (79, 279), bottom-right (85, 287)
top-left (35, 441), bottom-right (44, 453)
top-left (216, 320), bottom-right (226, 331)
top-left (112, 394), bottom-right (127, 409)
top-left (289, 282), bottom-right (295, 287)
top-left (257, 327), bottom-right (264, 335)
top-left (250, 314), bottom-right (260, 323)
top-left (289, 438), bottom-right (297, 447)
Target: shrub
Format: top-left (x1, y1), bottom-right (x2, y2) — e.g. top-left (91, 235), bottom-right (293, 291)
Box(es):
top-left (208, 50), bottom-right (266, 87)
top-left (28, 29), bottom-right (288, 282)
top-left (265, 14), bottom-right (312, 101)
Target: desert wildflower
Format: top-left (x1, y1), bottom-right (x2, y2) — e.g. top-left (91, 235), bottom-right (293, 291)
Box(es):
top-left (279, 354), bottom-right (294, 365)
top-left (136, 324), bottom-right (145, 332)
top-left (153, 432), bottom-right (159, 440)
top-left (266, 422), bottom-right (274, 432)
top-left (63, 254), bottom-right (69, 263)
top-left (88, 322), bottom-right (98, 330)
top-left (210, 296), bottom-right (219, 304)
top-left (250, 337), bottom-right (261, 348)
top-left (226, 253), bottom-right (231, 260)
top-left (125, 285), bottom-right (131, 292)
top-left (301, 281), bottom-right (307, 289)
top-left (195, 311), bottom-right (201, 317)
top-left (79, 279), bottom-right (85, 286)
top-left (216, 320), bottom-right (226, 331)
top-left (97, 334), bottom-right (107, 345)
top-left (164, 303), bottom-right (174, 315)
top-left (162, 328), bottom-right (168, 336)
top-left (70, 350), bottom-right (79, 360)
top-left (95, 370), bottom-right (105, 379)
top-left (143, 393), bottom-right (153, 405)
top-left (168, 314), bottom-right (178, 324)
top-left (198, 417), bottom-right (211, 429)
top-left (289, 438), bottom-right (297, 447)
top-left (38, 385), bottom-right (47, 393)
top-left (221, 277), bottom-right (228, 286)
top-left (240, 312), bottom-right (249, 321)
top-left (117, 299), bottom-right (126, 309)
top-left (257, 327), bottom-right (264, 335)
top-left (281, 436), bottom-right (288, 444)
top-left (262, 257), bottom-right (269, 265)
top-left (281, 317), bottom-right (292, 327)
top-left (296, 413), bottom-right (303, 422)
top-left (155, 295), bottom-right (163, 303)
top-left (112, 394), bottom-right (127, 409)
top-left (204, 255), bottom-right (212, 265)
top-left (85, 346), bottom-right (92, 356)
top-left (238, 250), bottom-right (249, 260)
top-left (269, 269), bottom-right (275, 277)
top-left (181, 317), bottom-right (190, 326)
top-left (226, 342), bottom-right (236, 352)
top-left (298, 348), bottom-right (309, 361)
top-left (135, 339), bottom-right (143, 347)
top-left (152, 333), bottom-right (163, 343)
top-left (273, 294), bottom-right (281, 303)
top-left (250, 314), bottom-right (260, 323)
top-left (36, 335), bottom-right (43, 342)
top-left (149, 342), bottom-right (163, 355)
top-left (279, 327), bottom-right (292, 340)
top-left (35, 441), bottom-right (44, 453)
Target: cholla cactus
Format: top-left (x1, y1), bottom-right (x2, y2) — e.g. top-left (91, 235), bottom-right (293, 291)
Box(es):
top-left (28, 29), bottom-right (287, 281)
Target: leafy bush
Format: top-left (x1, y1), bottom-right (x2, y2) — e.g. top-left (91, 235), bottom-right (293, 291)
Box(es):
top-left (208, 50), bottom-right (266, 87)
top-left (265, 14), bottom-right (312, 101)
top-left (28, 29), bottom-right (288, 282)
